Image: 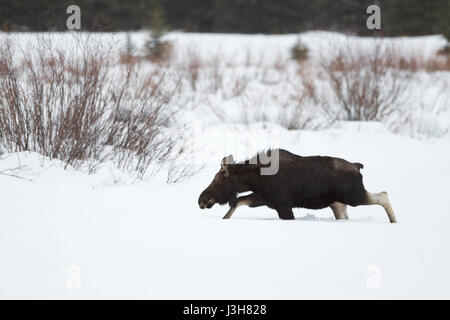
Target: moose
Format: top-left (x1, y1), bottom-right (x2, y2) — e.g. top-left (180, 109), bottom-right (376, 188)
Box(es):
top-left (198, 149), bottom-right (397, 223)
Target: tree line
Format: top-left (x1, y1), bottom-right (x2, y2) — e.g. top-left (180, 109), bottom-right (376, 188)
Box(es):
top-left (1, 0), bottom-right (449, 39)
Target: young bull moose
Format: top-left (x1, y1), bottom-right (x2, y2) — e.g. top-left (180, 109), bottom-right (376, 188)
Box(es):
top-left (198, 149), bottom-right (397, 223)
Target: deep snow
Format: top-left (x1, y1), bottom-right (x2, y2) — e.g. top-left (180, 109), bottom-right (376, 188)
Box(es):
top-left (1, 123), bottom-right (450, 299)
top-left (1, 31), bottom-right (450, 299)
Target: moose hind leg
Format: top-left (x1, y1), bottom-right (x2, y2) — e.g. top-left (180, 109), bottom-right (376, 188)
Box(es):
top-left (330, 202), bottom-right (349, 220)
top-left (365, 191), bottom-right (397, 223)
top-left (223, 193), bottom-right (266, 219)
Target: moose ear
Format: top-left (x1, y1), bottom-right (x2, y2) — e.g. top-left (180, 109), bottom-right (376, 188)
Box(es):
top-left (221, 155), bottom-right (235, 166)
top-left (221, 155), bottom-right (234, 177)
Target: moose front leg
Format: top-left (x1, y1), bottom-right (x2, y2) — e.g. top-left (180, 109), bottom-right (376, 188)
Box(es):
top-left (223, 193), bottom-right (266, 219)
top-left (276, 206), bottom-right (295, 220)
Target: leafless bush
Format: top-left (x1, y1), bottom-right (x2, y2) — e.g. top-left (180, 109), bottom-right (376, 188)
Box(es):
top-left (388, 79), bottom-right (450, 138)
top-left (204, 50), bottom-right (225, 93)
top-left (384, 49), bottom-right (450, 73)
top-left (182, 47), bottom-right (201, 91)
top-left (239, 73), bottom-right (327, 130)
top-left (276, 76), bottom-right (323, 130)
top-left (222, 72), bottom-right (250, 99)
top-left (272, 50), bottom-right (288, 72)
top-left (178, 48), bottom-right (226, 93)
top-left (320, 42), bottom-right (412, 121)
top-left (0, 34), bottom-right (188, 180)
top-left (105, 62), bottom-right (181, 177)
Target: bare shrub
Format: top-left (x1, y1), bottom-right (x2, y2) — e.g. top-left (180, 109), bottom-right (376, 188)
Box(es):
top-left (276, 76), bottom-right (321, 130)
top-left (388, 79), bottom-right (450, 138)
top-left (182, 47), bottom-right (202, 91)
top-left (384, 48), bottom-right (450, 72)
top-left (222, 72), bottom-right (250, 99)
top-left (106, 62), bottom-right (181, 177)
top-left (144, 5), bottom-right (173, 63)
top-left (438, 44), bottom-right (450, 57)
top-left (238, 73), bottom-right (327, 130)
top-left (165, 132), bottom-right (205, 184)
top-left (320, 42), bottom-right (411, 121)
top-left (272, 50), bottom-right (288, 72)
top-left (421, 52), bottom-right (450, 72)
top-left (231, 75), bottom-right (249, 97)
top-left (0, 34), bottom-right (187, 180)
top-left (178, 48), bottom-right (226, 93)
top-left (204, 50), bottom-right (226, 93)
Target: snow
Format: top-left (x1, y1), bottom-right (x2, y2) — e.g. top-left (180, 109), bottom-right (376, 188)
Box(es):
top-left (1, 125), bottom-right (450, 299)
top-left (1, 31), bottom-right (450, 299)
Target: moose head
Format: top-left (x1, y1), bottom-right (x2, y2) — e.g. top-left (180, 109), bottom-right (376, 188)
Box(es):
top-left (198, 155), bottom-right (240, 209)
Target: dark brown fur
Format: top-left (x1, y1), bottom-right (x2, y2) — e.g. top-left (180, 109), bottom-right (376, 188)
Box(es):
top-left (198, 149), bottom-right (370, 220)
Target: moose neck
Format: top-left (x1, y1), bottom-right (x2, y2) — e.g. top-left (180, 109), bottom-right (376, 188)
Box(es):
top-left (234, 165), bottom-right (261, 193)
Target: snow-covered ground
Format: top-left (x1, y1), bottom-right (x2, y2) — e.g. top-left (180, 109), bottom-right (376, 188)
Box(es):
top-left (1, 31), bottom-right (450, 299)
top-left (1, 123), bottom-right (450, 299)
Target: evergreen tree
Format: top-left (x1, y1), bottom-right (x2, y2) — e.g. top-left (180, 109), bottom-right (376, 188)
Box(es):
top-left (0, 0), bottom-right (449, 37)
top-left (144, 4), bottom-right (171, 61)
